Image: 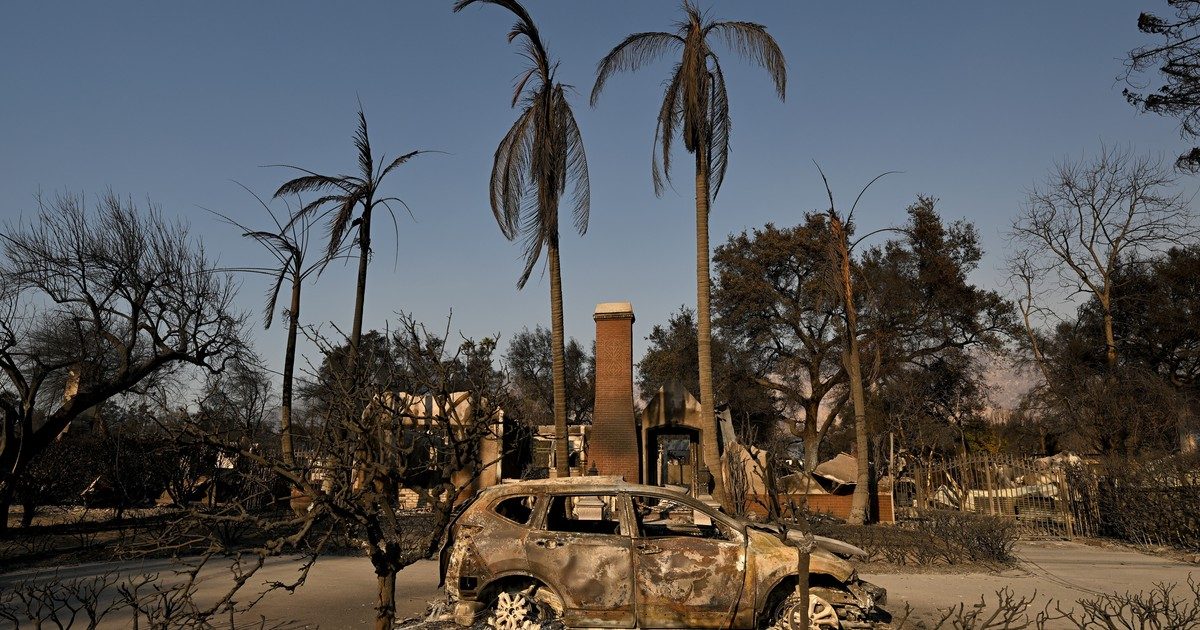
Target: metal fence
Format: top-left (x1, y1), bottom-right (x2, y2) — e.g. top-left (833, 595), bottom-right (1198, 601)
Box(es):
top-left (907, 454), bottom-right (1097, 538)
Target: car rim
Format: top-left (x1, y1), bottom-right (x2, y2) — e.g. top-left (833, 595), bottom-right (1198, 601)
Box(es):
top-left (487, 590), bottom-right (534, 630)
top-left (768, 594), bottom-right (840, 630)
top-left (486, 587), bottom-right (559, 630)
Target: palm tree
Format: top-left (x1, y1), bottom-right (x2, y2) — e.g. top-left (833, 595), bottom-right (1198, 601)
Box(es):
top-left (816, 166), bottom-right (898, 525)
top-left (211, 188), bottom-right (336, 468)
top-left (273, 106), bottom-right (428, 366)
top-left (591, 1), bottom-right (785, 507)
top-left (453, 0), bottom-right (590, 478)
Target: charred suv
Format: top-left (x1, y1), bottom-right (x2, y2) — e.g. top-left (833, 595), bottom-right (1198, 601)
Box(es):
top-left (440, 477), bottom-right (886, 629)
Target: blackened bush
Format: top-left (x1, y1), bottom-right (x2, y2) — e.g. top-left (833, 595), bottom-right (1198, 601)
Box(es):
top-left (812, 509), bottom-right (1017, 566)
top-left (16, 433), bottom-right (111, 525)
top-left (15, 429), bottom-right (185, 525)
top-left (924, 509), bottom-right (1018, 564)
top-left (1092, 454), bottom-right (1200, 552)
top-left (893, 579), bottom-right (1200, 628)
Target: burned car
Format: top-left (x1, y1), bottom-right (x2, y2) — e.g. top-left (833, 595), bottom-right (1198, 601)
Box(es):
top-left (441, 477), bottom-right (886, 629)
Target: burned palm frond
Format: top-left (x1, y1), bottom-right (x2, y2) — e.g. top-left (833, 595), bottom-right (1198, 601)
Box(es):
top-left (454, 0), bottom-right (591, 289)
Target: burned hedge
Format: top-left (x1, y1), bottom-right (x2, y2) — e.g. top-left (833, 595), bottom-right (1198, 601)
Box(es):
top-left (812, 509), bottom-right (1018, 566)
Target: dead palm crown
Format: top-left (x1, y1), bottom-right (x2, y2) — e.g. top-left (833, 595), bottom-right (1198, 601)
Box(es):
top-left (590, 0), bottom-right (785, 506)
top-left (590, 0), bottom-right (786, 198)
top-left (454, 0), bottom-right (590, 477)
top-left (453, 0), bottom-right (589, 287)
top-left (272, 107), bottom-right (429, 359)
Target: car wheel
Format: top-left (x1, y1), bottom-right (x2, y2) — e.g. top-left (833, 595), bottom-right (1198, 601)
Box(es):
top-left (483, 585), bottom-right (562, 630)
top-left (766, 593), bottom-right (841, 630)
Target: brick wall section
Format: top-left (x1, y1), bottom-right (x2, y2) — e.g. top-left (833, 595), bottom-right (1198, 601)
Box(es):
top-left (590, 303), bottom-right (640, 483)
top-left (745, 493), bottom-right (895, 523)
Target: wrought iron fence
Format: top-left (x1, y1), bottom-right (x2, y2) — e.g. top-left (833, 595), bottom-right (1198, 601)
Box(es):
top-left (907, 454), bottom-right (1097, 538)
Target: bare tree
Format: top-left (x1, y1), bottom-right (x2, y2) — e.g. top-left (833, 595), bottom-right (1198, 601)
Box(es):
top-left (197, 354), bottom-right (276, 444)
top-left (1006, 250), bottom-right (1056, 386)
top-left (177, 313), bottom-right (512, 630)
top-left (1011, 147), bottom-right (1194, 369)
top-left (0, 191), bottom-right (243, 534)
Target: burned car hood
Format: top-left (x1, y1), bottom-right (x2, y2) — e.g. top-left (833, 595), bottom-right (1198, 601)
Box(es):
top-left (745, 522), bottom-right (868, 560)
top-left (744, 527), bottom-right (855, 584)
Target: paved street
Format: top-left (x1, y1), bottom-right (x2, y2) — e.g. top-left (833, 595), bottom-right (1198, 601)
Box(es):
top-left (866, 540), bottom-right (1198, 623)
top-left (3, 541), bottom-right (1195, 628)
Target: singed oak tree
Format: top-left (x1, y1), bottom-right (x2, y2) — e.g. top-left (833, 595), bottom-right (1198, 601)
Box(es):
top-left (591, 1), bottom-right (786, 507)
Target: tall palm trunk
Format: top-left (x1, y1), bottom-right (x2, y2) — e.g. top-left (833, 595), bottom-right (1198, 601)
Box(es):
top-left (845, 337), bottom-right (870, 524)
top-left (350, 206), bottom-right (372, 361)
top-left (832, 216), bottom-right (871, 525)
top-left (695, 148), bottom-right (727, 508)
top-left (548, 242), bottom-right (570, 477)
top-left (281, 277), bottom-right (300, 467)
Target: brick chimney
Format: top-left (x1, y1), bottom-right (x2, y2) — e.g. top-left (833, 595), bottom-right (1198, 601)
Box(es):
top-left (590, 302), bottom-right (640, 482)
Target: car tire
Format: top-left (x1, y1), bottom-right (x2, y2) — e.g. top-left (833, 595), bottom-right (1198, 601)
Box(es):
top-left (765, 592), bottom-right (841, 630)
top-left (481, 584), bottom-right (563, 630)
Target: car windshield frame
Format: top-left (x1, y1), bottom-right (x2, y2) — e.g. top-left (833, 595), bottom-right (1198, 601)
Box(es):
top-left (622, 488), bottom-right (746, 539)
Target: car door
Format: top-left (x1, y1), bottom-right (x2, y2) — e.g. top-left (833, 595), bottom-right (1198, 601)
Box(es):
top-left (524, 492), bottom-right (636, 628)
top-left (630, 492), bottom-right (748, 628)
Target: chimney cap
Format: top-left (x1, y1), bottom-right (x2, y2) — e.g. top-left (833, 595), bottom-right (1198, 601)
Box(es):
top-left (594, 301), bottom-right (634, 321)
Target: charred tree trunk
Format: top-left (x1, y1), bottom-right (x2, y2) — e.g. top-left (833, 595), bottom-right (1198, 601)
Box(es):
top-left (20, 495), bottom-right (34, 528)
top-left (1102, 302), bottom-right (1118, 369)
top-left (375, 569), bottom-right (396, 630)
top-left (0, 485), bottom-right (11, 535)
top-left (801, 400), bottom-right (823, 476)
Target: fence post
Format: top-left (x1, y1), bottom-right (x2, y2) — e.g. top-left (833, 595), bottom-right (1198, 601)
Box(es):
top-left (959, 456), bottom-right (968, 513)
top-left (1057, 469), bottom-right (1074, 538)
top-left (984, 459), bottom-right (998, 516)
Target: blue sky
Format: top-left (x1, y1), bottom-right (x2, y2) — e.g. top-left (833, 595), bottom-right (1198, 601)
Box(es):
top-left (0, 1), bottom-right (1189, 389)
